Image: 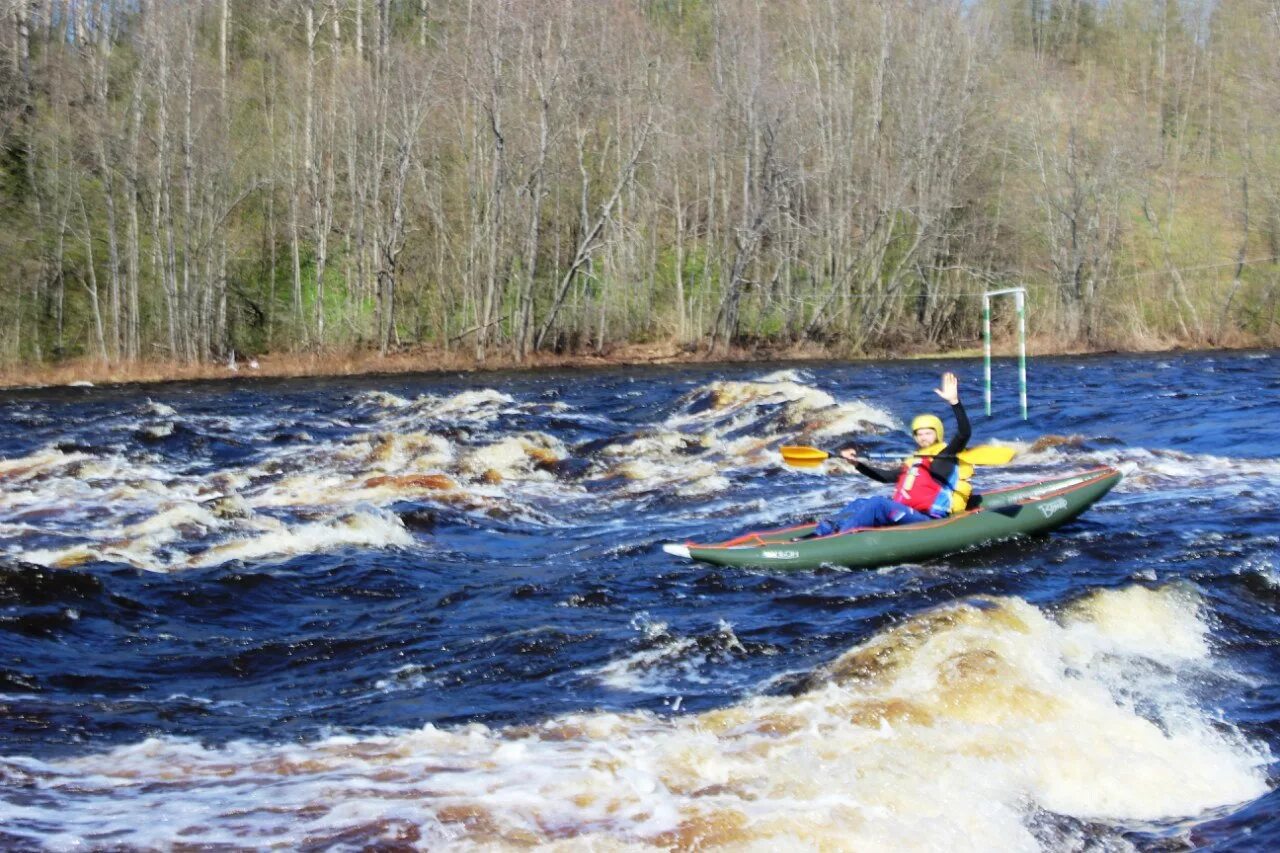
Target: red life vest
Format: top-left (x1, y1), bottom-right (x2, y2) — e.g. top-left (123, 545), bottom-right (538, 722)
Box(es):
top-left (892, 443), bottom-right (973, 517)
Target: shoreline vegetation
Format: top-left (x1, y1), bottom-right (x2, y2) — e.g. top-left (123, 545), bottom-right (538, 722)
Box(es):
top-left (1, 337), bottom-right (1269, 392)
top-left (3, 2), bottom-right (1279, 381)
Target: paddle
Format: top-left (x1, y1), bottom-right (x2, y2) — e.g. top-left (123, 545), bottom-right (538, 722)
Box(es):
top-left (779, 443), bottom-right (1016, 468)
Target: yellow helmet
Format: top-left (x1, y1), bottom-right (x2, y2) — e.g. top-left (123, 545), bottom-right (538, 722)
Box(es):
top-left (910, 414), bottom-right (944, 442)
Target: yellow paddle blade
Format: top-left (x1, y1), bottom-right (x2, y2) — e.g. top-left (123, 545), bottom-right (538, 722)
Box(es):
top-left (780, 445), bottom-right (831, 466)
top-left (779, 443), bottom-right (1016, 467)
top-left (958, 444), bottom-right (1017, 465)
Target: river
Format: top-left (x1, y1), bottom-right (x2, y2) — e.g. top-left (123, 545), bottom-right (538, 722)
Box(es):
top-left (1, 350), bottom-right (1276, 850)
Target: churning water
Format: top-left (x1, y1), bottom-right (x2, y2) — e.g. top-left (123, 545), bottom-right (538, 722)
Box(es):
top-left (1, 351), bottom-right (1277, 850)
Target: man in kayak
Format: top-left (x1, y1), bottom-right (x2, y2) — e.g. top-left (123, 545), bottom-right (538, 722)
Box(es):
top-left (814, 372), bottom-right (973, 535)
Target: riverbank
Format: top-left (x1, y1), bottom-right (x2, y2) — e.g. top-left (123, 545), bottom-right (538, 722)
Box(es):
top-left (0, 335), bottom-right (1265, 391)
top-left (0, 342), bottom-right (789, 390)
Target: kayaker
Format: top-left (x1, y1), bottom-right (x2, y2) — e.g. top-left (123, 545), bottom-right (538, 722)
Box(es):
top-left (815, 372), bottom-right (973, 535)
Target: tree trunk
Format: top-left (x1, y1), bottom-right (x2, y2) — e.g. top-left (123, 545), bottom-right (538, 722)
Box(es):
top-left (77, 196), bottom-right (109, 364)
top-left (478, 15), bottom-right (504, 362)
top-left (673, 175), bottom-right (686, 342)
top-left (355, 0), bottom-right (364, 60)
top-left (516, 26), bottom-right (554, 361)
top-left (535, 112), bottom-right (653, 351)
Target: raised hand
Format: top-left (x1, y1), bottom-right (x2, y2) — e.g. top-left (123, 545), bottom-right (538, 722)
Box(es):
top-left (934, 372), bottom-right (959, 405)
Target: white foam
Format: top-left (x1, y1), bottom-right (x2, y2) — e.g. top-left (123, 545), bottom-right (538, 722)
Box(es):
top-left (589, 615), bottom-right (747, 693)
top-left (0, 377), bottom-right (901, 572)
top-left (188, 507), bottom-right (414, 567)
top-left (667, 376), bottom-right (896, 439)
top-left (359, 390), bottom-right (413, 408)
top-left (459, 434), bottom-right (565, 482)
top-left (2, 585), bottom-right (1263, 849)
top-left (0, 448), bottom-right (92, 484)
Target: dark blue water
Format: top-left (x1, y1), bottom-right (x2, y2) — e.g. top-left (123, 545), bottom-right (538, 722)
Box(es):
top-left (0, 351), bottom-right (1276, 849)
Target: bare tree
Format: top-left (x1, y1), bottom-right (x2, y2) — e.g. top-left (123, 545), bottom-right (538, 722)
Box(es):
top-left (2, 0), bottom-right (1278, 373)
top-left (1028, 103), bottom-right (1130, 344)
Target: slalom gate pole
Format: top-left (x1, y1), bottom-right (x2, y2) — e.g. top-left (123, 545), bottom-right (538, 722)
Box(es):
top-left (983, 294), bottom-right (992, 416)
top-left (982, 287), bottom-right (1029, 420)
top-left (1016, 288), bottom-right (1028, 420)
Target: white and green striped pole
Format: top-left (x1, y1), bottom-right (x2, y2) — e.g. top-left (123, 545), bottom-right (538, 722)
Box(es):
top-left (1016, 288), bottom-right (1028, 420)
top-left (983, 296), bottom-right (993, 416)
top-left (982, 287), bottom-right (1028, 420)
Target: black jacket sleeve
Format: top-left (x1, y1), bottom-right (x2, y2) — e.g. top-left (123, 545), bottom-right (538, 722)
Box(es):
top-left (849, 461), bottom-right (901, 481)
top-left (941, 400), bottom-right (971, 457)
top-left (853, 460), bottom-right (899, 483)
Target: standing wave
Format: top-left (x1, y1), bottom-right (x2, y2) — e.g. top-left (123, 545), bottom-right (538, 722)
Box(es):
top-left (0, 584), bottom-right (1267, 851)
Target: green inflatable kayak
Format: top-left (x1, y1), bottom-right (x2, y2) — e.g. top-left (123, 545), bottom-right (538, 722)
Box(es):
top-left (662, 466), bottom-right (1123, 570)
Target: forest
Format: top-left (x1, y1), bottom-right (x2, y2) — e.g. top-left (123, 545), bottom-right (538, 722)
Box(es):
top-left (1, 0), bottom-right (1278, 372)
